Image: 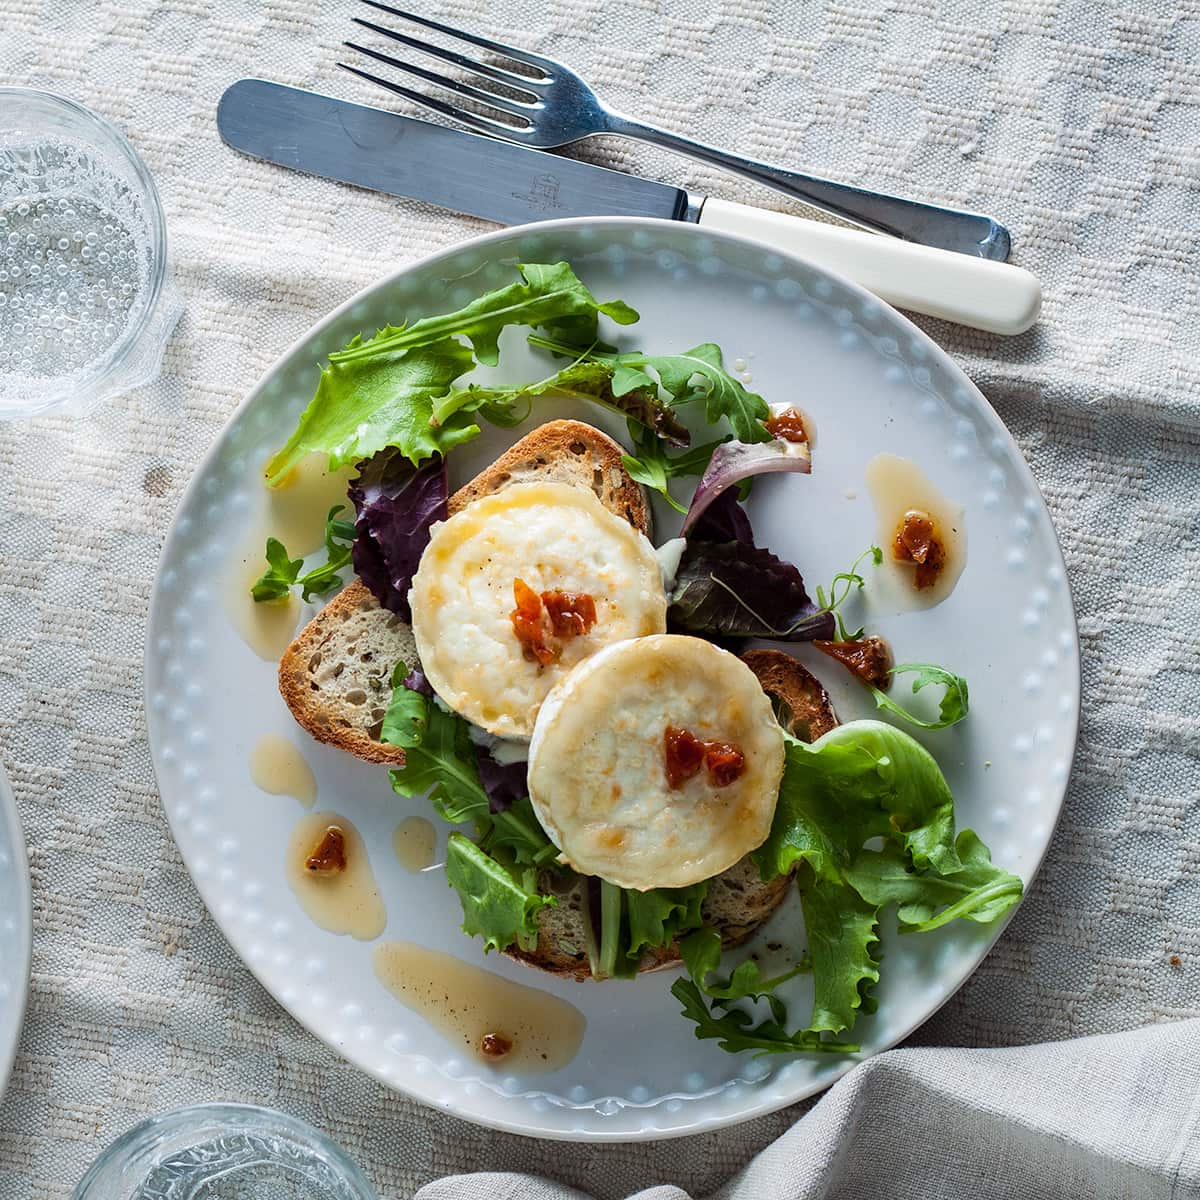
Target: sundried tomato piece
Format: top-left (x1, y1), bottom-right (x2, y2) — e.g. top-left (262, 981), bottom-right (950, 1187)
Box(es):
top-left (542, 590), bottom-right (597, 638)
top-left (480, 1032), bottom-right (513, 1058)
top-left (664, 725), bottom-right (706, 789)
top-left (814, 635), bottom-right (894, 689)
top-left (305, 826), bottom-right (347, 873)
top-left (510, 577), bottom-right (557, 665)
top-left (764, 407), bottom-right (809, 443)
top-left (893, 510), bottom-right (945, 589)
top-left (704, 742), bottom-right (746, 786)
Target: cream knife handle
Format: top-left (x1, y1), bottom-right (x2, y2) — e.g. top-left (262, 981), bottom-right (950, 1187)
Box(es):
top-left (697, 197), bottom-right (1041, 336)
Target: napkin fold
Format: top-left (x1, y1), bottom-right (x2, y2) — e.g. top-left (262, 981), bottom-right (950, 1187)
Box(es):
top-left (417, 1019), bottom-right (1200, 1200)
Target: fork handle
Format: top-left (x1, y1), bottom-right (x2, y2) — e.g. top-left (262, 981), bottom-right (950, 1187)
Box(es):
top-left (604, 114), bottom-right (1011, 261)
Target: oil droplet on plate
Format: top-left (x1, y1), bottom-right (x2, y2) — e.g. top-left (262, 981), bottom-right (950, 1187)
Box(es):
top-left (393, 815), bottom-right (437, 871)
top-left (373, 941), bottom-right (586, 1073)
top-left (864, 453), bottom-right (966, 610)
top-left (286, 811), bottom-right (386, 940)
top-left (250, 734), bottom-right (316, 806)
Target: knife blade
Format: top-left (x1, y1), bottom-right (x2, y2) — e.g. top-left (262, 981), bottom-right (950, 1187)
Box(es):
top-left (217, 80), bottom-right (1040, 335)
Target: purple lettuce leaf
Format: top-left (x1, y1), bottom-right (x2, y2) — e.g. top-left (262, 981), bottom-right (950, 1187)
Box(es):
top-left (349, 449), bottom-right (448, 620)
top-left (401, 664), bottom-right (433, 697)
top-left (681, 439), bottom-right (811, 536)
top-left (689, 488), bottom-right (754, 545)
top-left (668, 539), bottom-right (834, 642)
top-left (475, 746), bottom-right (528, 815)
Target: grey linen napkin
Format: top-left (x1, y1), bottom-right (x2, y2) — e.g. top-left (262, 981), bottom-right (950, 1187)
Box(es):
top-left (417, 1019), bottom-right (1200, 1200)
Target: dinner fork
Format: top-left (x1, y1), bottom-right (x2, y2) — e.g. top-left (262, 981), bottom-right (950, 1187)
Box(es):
top-left (338, 2), bottom-right (1012, 262)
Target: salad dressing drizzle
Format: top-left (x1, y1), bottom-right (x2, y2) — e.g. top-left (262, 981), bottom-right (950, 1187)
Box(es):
top-left (250, 734), bottom-right (316, 807)
top-left (223, 555), bottom-right (300, 661)
top-left (393, 815), bottom-right (438, 872)
top-left (224, 453), bottom-right (354, 660)
top-left (286, 811), bottom-right (386, 940)
top-left (372, 941), bottom-right (586, 1072)
top-left (864, 453), bottom-right (966, 609)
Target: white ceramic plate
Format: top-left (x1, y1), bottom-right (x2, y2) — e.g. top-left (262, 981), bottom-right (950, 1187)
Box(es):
top-left (145, 218), bottom-right (1080, 1140)
top-left (0, 761), bottom-right (32, 1101)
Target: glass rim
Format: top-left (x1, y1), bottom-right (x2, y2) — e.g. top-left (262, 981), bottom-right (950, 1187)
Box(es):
top-left (0, 86), bottom-right (170, 413)
top-left (72, 1102), bottom-right (377, 1199)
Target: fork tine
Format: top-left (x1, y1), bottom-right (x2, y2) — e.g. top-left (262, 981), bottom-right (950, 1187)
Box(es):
top-left (353, 7), bottom-right (541, 91)
top-left (337, 61), bottom-right (536, 139)
top-left (345, 32), bottom-right (538, 119)
top-left (357, 0), bottom-right (556, 78)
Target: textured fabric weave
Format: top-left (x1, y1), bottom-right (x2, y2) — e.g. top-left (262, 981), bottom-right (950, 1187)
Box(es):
top-left (0, 1), bottom-right (1198, 1197)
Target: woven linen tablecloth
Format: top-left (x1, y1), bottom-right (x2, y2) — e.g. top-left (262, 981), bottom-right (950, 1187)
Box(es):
top-left (1, 1), bottom-right (1197, 1196)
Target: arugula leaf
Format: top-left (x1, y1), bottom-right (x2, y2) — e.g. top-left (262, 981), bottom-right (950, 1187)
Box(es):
top-left (870, 663), bottom-right (970, 730)
top-left (381, 670), bottom-right (557, 867)
top-left (670, 978), bottom-right (859, 1056)
top-left (251, 538), bottom-right (303, 602)
top-left (845, 831), bottom-right (1024, 932)
top-left (380, 662), bottom-right (429, 748)
top-left (433, 359), bottom-right (690, 447)
top-left (529, 335), bottom-right (771, 443)
top-left (798, 872), bottom-right (882, 1035)
top-left (266, 337), bottom-right (477, 483)
top-left (328, 262), bottom-right (637, 368)
top-left (444, 833), bottom-right (555, 953)
top-left (621, 423), bottom-right (728, 514)
top-left (385, 682), bottom-right (492, 822)
top-left (251, 507), bottom-right (355, 603)
top-left (814, 545), bottom-right (883, 642)
top-left (678, 927), bottom-right (807, 1007)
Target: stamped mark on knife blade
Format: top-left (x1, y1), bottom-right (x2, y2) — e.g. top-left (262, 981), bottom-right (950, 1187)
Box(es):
top-left (512, 173), bottom-right (565, 213)
top-left (337, 105), bottom-right (407, 152)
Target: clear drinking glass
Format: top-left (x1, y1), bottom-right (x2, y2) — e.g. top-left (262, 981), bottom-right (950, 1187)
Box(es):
top-left (72, 1104), bottom-right (377, 1200)
top-left (0, 88), bottom-right (184, 419)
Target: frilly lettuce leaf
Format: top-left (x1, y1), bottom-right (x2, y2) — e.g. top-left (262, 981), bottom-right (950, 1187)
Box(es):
top-left (382, 669), bottom-right (555, 867)
top-left (845, 831), bottom-right (1024, 932)
top-left (798, 874), bottom-right (882, 1035)
top-left (265, 337), bottom-right (477, 483)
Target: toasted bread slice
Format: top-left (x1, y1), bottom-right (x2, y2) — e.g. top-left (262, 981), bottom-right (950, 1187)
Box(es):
top-left (507, 650), bottom-right (839, 980)
top-left (277, 421), bottom-right (650, 763)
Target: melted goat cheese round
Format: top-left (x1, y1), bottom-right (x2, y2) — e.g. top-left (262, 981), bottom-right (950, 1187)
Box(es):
top-left (409, 480), bottom-right (667, 738)
top-left (527, 635), bottom-right (785, 889)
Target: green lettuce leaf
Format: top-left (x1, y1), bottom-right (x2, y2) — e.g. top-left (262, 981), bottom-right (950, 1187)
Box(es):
top-left (444, 833), bottom-right (555, 953)
top-left (432, 359), bottom-right (689, 447)
top-left (754, 722), bottom-right (961, 883)
top-left (329, 261), bottom-right (638, 368)
top-left (679, 927), bottom-right (807, 1010)
top-left (845, 831), bottom-right (1024, 932)
top-left (798, 873), bottom-right (882, 1035)
top-left (266, 337), bottom-right (477, 483)
top-left (625, 884), bottom-right (708, 961)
